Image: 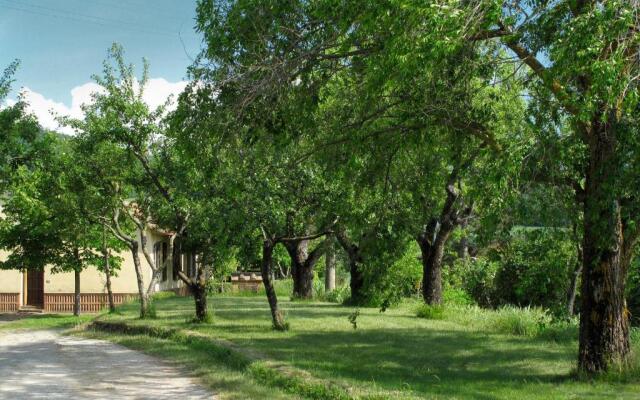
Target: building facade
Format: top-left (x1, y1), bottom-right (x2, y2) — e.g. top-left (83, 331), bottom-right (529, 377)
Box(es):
top-left (0, 229), bottom-right (193, 313)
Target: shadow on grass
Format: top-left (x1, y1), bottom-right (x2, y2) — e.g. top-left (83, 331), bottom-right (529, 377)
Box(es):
top-left (109, 295), bottom-right (591, 399)
top-left (250, 328), bottom-right (573, 394)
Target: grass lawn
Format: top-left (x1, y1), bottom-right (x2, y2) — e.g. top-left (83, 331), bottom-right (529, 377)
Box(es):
top-left (93, 293), bottom-right (640, 400)
top-left (0, 313), bottom-right (95, 332)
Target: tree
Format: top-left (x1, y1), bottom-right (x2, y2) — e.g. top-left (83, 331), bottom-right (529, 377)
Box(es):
top-left (193, 0), bottom-right (526, 308)
top-left (464, 0), bottom-right (640, 373)
top-left (63, 45), bottom-right (212, 319)
top-left (0, 62), bottom-right (42, 192)
top-left (0, 135), bottom-right (108, 316)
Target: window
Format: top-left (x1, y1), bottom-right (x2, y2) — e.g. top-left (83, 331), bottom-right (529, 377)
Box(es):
top-left (186, 253), bottom-right (197, 278)
top-left (173, 240), bottom-right (182, 281)
top-left (154, 241), bottom-right (168, 282)
top-left (162, 242), bottom-right (168, 281)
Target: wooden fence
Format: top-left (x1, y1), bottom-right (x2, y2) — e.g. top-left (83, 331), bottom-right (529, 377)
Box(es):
top-left (44, 293), bottom-right (138, 313)
top-left (0, 293), bottom-right (19, 312)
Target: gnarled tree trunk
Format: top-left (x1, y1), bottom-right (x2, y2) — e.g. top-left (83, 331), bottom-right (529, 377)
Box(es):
top-left (418, 172), bottom-right (472, 305)
top-left (578, 119), bottom-right (631, 373)
top-left (335, 229), bottom-right (365, 304)
top-left (286, 239), bottom-right (310, 298)
top-left (192, 265), bottom-right (208, 322)
top-left (177, 258), bottom-right (210, 323)
top-left (285, 239), bottom-right (326, 299)
top-left (418, 219), bottom-right (455, 305)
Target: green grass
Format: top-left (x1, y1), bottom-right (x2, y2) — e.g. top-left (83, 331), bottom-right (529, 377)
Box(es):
top-left (92, 294), bottom-right (640, 399)
top-left (0, 313), bottom-right (94, 332)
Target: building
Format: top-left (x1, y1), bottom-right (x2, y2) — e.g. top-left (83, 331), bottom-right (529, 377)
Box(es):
top-left (0, 228), bottom-right (196, 313)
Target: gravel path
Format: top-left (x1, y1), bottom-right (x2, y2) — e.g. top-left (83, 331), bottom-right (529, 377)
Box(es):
top-left (0, 330), bottom-right (216, 399)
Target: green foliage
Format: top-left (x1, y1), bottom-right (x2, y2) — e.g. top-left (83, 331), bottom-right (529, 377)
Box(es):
top-left (443, 287), bottom-right (475, 306)
top-left (627, 259), bottom-right (640, 327)
top-left (493, 228), bottom-right (577, 315)
top-left (447, 256), bottom-right (500, 307)
top-left (446, 228), bottom-right (577, 316)
top-left (321, 285), bottom-right (350, 304)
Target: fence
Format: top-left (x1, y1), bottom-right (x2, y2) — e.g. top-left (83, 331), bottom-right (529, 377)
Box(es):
top-left (0, 293), bottom-right (19, 312)
top-left (44, 293), bottom-right (138, 313)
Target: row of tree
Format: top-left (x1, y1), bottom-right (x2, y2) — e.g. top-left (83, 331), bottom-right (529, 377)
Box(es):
top-left (1, 0), bottom-right (639, 375)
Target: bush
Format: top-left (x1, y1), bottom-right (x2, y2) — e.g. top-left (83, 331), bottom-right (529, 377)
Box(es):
top-left (361, 241), bottom-right (422, 308)
top-left (447, 257), bottom-right (499, 307)
top-left (443, 287), bottom-right (475, 306)
top-left (626, 259), bottom-right (640, 326)
top-left (415, 304), bottom-right (446, 320)
top-left (446, 228), bottom-right (578, 316)
top-left (494, 228), bottom-right (576, 316)
top-left (321, 285), bottom-right (350, 304)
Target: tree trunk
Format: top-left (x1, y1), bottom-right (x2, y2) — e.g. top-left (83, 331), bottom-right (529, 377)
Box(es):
top-left (261, 240), bottom-right (287, 330)
top-left (192, 265), bottom-right (208, 322)
top-left (578, 119), bottom-right (630, 373)
top-left (567, 260), bottom-right (582, 317)
top-left (193, 286), bottom-right (207, 322)
top-left (418, 222), bottom-right (454, 305)
top-left (287, 240), bottom-right (309, 298)
top-left (348, 256), bottom-right (365, 304)
top-left (335, 230), bottom-right (365, 304)
top-left (73, 269), bottom-right (81, 317)
top-left (458, 220), bottom-right (469, 259)
top-left (567, 224), bottom-right (583, 317)
top-left (130, 242), bottom-right (150, 319)
top-left (325, 238), bottom-right (336, 293)
top-left (104, 249), bottom-right (115, 313)
top-left (286, 239), bottom-right (326, 299)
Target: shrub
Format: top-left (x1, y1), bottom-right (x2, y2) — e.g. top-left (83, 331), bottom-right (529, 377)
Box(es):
top-left (447, 257), bottom-right (499, 307)
top-left (361, 241), bottom-right (422, 308)
top-left (415, 304), bottom-right (446, 320)
top-left (626, 259), bottom-right (640, 326)
top-left (322, 285), bottom-right (350, 304)
top-left (493, 227), bottom-right (576, 316)
top-left (443, 287), bottom-right (475, 306)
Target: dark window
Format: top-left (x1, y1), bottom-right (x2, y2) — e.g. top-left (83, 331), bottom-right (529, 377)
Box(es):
top-left (154, 242), bottom-right (167, 282)
top-left (173, 241), bottom-right (182, 281)
top-left (187, 253), bottom-right (197, 278)
top-left (161, 242), bottom-right (168, 281)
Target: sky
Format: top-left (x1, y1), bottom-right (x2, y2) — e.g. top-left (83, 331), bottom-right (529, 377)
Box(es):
top-left (0, 0), bottom-right (202, 133)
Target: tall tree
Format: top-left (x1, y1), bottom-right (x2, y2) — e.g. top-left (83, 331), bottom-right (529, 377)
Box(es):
top-left (465, 0), bottom-right (640, 373)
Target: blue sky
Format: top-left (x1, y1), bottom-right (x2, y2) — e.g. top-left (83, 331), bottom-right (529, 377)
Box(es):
top-left (1, 0), bottom-right (201, 131)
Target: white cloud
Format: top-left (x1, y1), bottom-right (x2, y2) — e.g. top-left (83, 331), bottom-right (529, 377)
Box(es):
top-left (3, 78), bottom-right (188, 135)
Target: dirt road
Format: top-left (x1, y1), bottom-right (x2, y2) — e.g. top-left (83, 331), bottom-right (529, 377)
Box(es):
top-left (0, 330), bottom-right (215, 399)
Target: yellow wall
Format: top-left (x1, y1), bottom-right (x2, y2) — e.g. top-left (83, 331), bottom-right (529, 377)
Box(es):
top-left (0, 228), bottom-right (185, 295)
top-left (0, 249), bottom-right (22, 293)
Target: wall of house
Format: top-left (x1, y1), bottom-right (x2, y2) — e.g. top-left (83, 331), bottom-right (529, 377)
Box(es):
top-left (0, 228), bottom-right (184, 297)
top-left (0, 249), bottom-right (22, 293)
top-left (147, 230), bottom-right (186, 293)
